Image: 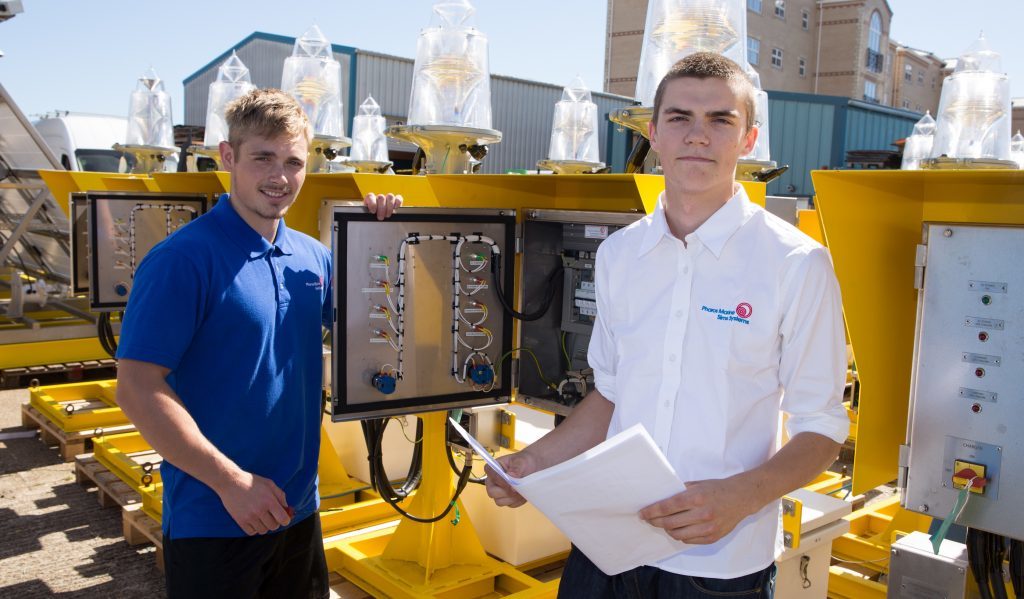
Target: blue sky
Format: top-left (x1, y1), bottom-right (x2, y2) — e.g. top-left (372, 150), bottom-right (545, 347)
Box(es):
top-left (0, 0), bottom-right (1020, 121)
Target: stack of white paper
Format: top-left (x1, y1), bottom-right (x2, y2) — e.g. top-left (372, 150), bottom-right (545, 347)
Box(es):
top-left (450, 419), bottom-right (689, 575)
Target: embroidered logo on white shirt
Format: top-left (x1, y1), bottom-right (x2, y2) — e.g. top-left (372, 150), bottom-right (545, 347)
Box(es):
top-left (700, 303), bottom-right (752, 325)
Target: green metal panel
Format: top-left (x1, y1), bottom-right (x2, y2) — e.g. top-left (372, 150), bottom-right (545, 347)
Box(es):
top-left (766, 92), bottom-right (836, 197)
top-left (844, 101), bottom-right (919, 157)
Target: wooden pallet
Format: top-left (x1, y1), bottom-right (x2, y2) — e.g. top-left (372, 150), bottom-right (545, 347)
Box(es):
top-left (123, 504), bottom-right (165, 572)
top-left (19, 403), bottom-right (135, 461)
top-left (1, 359), bottom-right (117, 389)
top-left (75, 454), bottom-right (142, 508)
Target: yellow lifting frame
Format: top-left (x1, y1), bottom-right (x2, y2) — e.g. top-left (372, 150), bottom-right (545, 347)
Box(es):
top-left (92, 430), bottom-right (163, 490)
top-left (28, 379), bottom-right (126, 433)
top-left (813, 169), bottom-right (1024, 495)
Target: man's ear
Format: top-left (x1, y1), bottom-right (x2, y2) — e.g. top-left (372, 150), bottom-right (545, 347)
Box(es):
top-left (219, 141), bottom-right (235, 171)
top-left (648, 118), bottom-right (659, 152)
top-left (741, 124), bottom-right (759, 156)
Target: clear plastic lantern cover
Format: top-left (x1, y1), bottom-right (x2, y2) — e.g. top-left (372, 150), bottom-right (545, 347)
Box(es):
top-left (350, 96), bottom-right (389, 162)
top-left (636, 0), bottom-right (747, 106)
top-left (930, 35), bottom-right (1011, 161)
top-left (742, 65), bottom-right (770, 162)
top-left (408, 0), bottom-right (492, 128)
top-left (282, 25), bottom-right (344, 138)
top-left (204, 52), bottom-right (256, 147)
top-left (1011, 131), bottom-right (1024, 168)
top-left (901, 111), bottom-right (936, 170)
top-left (126, 67), bottom-right (175, 148)
top-left (548, 76), bottom-right (601, 163)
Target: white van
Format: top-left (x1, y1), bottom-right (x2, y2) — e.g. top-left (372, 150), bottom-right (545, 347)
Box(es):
top-left (33, 112), bottom-right (131, 172)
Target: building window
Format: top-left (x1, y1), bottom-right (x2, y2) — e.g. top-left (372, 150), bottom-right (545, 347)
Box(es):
top-left (799, 57), bottom-right (807, 77)
top-left (864, 80), bottom-right (878, 103)
top-left (801, 8), bottom-right (810, 29)
top-left (748, 0), bottom-right (762, 13)
top-left (748, 37), bottom-right (760, 65)
top-left (774, 0), bottom-right (785, 19)
top-left (917, 70), bottom-right (924, 84)
top-left (904, 64), bottom-right (913, 81)
top-left (868, 11), bottom-right (883, 52)
top-left (771, 47), bottom-right (783, 69)
top-left (902, 98), bottom-right (911, 109)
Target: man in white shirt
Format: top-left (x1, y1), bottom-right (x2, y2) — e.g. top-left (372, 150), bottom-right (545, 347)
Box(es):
top-left (484, 52), bottom-right (848, 598)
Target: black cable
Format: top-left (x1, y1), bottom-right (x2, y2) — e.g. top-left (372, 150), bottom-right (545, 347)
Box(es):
top-left (362, 416), bottom-right (474, 524)
top-left (969, 528), bottom-right (995, 599)
top-left (97, 312), bottom-right (118, 357)
top-left (1009, 540), bottom-right (1023, 599)
top-left (991, 533), bottom-right (1009, 599)
top-left (491, 259), bottom-right (563, 322)
top-left (446, 440), bottom-right (486, 485)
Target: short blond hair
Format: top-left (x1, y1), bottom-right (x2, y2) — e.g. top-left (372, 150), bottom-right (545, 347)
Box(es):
top-left (224, 88), bottom-right (313, 149)
top-left (653, 52), bottom-right (757, 132)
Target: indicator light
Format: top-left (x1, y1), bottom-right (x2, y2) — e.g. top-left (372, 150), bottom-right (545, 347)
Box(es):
top-left (981, 294), bottom-right (992, 305)
top-left (978, 331), bottom-right (989, 342)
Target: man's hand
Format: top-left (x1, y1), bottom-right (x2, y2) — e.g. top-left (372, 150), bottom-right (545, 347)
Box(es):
top-left (364, 192), bottom-right (402, 220)
top-left (639, 475), bottom-right (759, 545)
top-left (216, 470), bottom-right (292, 535)
top-left (484, 451), bottom-right (542, 508)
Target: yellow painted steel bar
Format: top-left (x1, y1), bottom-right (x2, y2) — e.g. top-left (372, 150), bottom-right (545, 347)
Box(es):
top-left (830, 495), bottom-right (931, 574)
top-left (0, 337), bottom-right (114, 370)
top-left (813, 169), bottom-right (1024, 494)
top-left (92, 431), bottom-right (162, 490)
top-left (28, 379), bottom-right (127, 433)
top-left (827, 566), bottom-right (888, 599)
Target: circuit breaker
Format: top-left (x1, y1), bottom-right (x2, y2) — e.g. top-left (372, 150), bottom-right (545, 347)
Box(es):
top-left (85, 191), bottom-right (207, 310)
top-left (902, 223), bottom-right (1024, 539)
top-left (330, 207), bottom-right (516, 420)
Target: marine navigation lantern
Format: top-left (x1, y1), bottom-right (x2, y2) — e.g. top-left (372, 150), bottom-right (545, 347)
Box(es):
top-left (1011, 130), bottom-right (1024, 168)
top-left (538, 76), bottom-right (605, 174)
top-left (115, 67), bottom-right (178, 174)
top-left (386, 0), bottom-right (501, 174)
top-left (189, 52), bottom-right (256, 170)
top-left (901, 111), bottom-right (936, 170)
top-left (348, 95), bottom-right (392, 173)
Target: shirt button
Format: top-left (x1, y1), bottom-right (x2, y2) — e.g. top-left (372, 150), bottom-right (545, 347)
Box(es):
top-left (675, 310), bottom-right (683, 318)
top-left (682, 266), bottom-right (689, 274)
top-left (668, 354), bottom-right (677, 362)
top-left (663, 401), bottom-right (670, 408)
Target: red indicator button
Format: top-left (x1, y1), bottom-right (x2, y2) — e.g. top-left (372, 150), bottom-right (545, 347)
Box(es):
top-left (975, 368), bottom-right (986, 378)
top-left (978, 331), bottom-right (989, 342)
top-left (971, 403), bottom-right (982, 413)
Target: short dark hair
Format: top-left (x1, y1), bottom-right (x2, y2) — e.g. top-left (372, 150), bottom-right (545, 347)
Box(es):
top-left (651, 52), bottom-right (757, 131)
top-left (225, 88), bottom-right (313, 149)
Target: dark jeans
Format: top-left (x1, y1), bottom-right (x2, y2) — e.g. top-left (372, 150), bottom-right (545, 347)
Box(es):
top-left (163, 514), bottom-right (329, 599)
top-left (557, 545), bottom-right (776, 599)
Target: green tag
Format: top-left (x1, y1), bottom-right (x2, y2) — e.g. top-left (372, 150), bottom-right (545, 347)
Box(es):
top-left (931, 483), bottom-right (972, 554)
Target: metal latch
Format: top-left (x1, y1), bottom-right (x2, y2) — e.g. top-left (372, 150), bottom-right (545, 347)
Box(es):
top-left (781, 496), bottom-right (802, 549)
top-left (897, 444), bottom-right (911, 494)
top-left (499, 408), bottom-right (516, 449)
top-left (914, 243), bottom-right (927, 289)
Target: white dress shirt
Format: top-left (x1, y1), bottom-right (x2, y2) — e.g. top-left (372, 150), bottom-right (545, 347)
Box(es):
top-left (588, 186), bottom-right (848, 578)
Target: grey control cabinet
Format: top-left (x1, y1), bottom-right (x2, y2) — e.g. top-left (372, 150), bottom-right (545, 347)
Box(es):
top-left (902, 223), bottom-right (1024, 539)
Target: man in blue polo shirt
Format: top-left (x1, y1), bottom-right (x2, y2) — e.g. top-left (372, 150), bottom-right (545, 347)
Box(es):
top-left (115, 88), bottom-right (399, 598)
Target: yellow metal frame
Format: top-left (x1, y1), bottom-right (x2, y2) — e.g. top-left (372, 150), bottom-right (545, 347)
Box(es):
top-left (831, 495), bottom-right (931, 573)
top-left (92, 430), bottom-right (162, 490)
top-left (28, 379), bottom-right (126, 433)
top-left (813, 169), bottom-right (1024, 494)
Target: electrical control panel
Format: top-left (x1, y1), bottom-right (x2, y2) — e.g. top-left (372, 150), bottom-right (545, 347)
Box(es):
top-left (69, 193), bottom-right (89, 294)
top-left (516, 210), bottom-right (642, 415)
top-left (903, 223), bottom-right (1024, 539)
top-left (86, 192), bottom-right (207, 310)
top-left (330, 207), bottom-right (516, 421)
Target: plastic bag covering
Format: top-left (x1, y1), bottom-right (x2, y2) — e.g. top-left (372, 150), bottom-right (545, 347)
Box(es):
top-left (408, 0), bottom-right (492, 128)
top-left (901, 111), bottom-right (936, 170)
top-left (126, 67), bottom-right (175, 148)
top-left (350, 95), bottom-right (389, 162)
top-left (548, 76), bottom-right (601, 163)
top-left (203, 52), bottom-right (256, 147)
top-left (635, 0), bottom-right (747, 106)
top-left (930, 34), bottom-right (1011, 160)
top-left (282, 24), bottom-right (344, 138)
top-left (1011, 130), bottom-right (1024, 168)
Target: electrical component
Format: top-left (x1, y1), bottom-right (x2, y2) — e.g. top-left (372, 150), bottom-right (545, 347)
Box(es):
top-left (468, 364), bottom-right (494, 386)
top-left (952, 460), bottom-right (988, 494)
top-left (372, 372), bottom-right (397, 395)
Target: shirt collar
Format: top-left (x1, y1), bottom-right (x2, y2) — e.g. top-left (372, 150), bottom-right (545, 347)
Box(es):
top-left (637, 185), bottom-right (755, 259)
top-left (212, 193), bottom-right (293, 259)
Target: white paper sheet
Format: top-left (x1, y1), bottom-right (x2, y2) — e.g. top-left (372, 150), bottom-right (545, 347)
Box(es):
top-left (449, 419), bottom-right (689, 575)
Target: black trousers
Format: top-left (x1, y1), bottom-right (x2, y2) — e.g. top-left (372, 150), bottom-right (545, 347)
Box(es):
top-left (163, 514), bottom-right (329, 599)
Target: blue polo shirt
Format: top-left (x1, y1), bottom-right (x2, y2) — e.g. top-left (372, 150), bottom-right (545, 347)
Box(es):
top-left (116, 195), bottom-right (332, 539)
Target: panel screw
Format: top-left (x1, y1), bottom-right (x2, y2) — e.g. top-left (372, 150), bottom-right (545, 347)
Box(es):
top-left (944, 228), bottom-right (953, 237)
top-left (919, 504), bottom-right (930, 513)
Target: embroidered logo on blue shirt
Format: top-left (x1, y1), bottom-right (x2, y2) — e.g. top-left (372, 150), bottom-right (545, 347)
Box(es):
top-left (700, 303), bottom-right (752, 325)
top-left (306, 275), bottom-right (324, 289)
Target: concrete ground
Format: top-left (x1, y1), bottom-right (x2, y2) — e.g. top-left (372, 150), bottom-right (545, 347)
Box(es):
top-left (0, 387), bottom-right (164, 597)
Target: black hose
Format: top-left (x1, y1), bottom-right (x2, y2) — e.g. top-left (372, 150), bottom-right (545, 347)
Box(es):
top-left (492, 259), bottom-right (563, 322)
top-left (991, 533), bottom-right (1009, 599)
top-left (97, 312), bottom-right (118, 358)
top-left (446, 440), bottom-right (486, 485)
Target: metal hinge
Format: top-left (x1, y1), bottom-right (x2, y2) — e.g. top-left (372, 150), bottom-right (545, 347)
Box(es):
top-left (514, 221), bottom-right (524, 254)
top-left (510, 358), bottom-right (519, 389)
top-left (897, 443), bottom-right (911, 494)
top-left (913, 244), bottom-right (927, 289)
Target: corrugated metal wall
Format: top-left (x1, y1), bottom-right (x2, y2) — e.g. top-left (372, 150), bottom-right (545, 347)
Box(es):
top-left (765, 91), bottom-right (921, 197)
top-left (184, 34), bottom-right (354, 133)
top-left (184, 38), bottom-right (633, 173)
